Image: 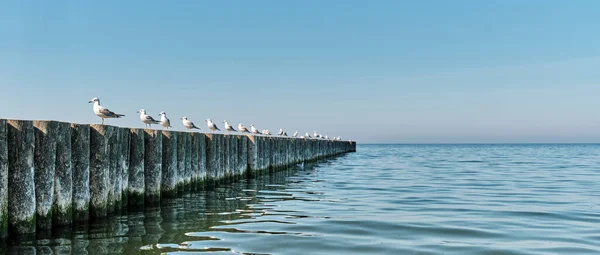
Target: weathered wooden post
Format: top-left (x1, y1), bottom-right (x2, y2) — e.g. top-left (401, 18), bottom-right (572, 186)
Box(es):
top-left (128, 129), bottom-right (145, 207)
top-left (119, 128), bottom-right (130, 209)
top-left (71, 123), bottom-right (90, 222)
top-left (33, 120), bottom-right (57, 229)
top-left (196, 134), bottom-right (207, 188)
top-left (7, 120), bottom-right (36, 234)
top-left (205, 134), bottom-right (217, 186)
top-left (190, 133), bottom-right (200, 190)
top-left (161, 131), bottom-right (178, 197)
top-left (247, 135), bottom-right (258, 176)
top-left (144, 130), bottom-right (162, 204)
top-left (89, 124), bottom-right (113, 218)
top-left (0, 120), bottom-right (8, 237)
top-left (53, 122), bottom-right (73, 226)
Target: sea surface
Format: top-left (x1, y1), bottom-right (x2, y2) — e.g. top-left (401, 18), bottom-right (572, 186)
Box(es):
top-left (5, 144), bottom-right (600, 255)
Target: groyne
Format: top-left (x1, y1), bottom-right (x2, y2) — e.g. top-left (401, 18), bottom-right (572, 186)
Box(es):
top-left (0, 119), bottom-right (356, 237)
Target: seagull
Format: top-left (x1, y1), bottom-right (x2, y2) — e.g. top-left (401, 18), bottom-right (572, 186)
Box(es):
top-left (159, 111), bottom-right (171, 129)
top-left (292, 131), bottom-right (298, 138)
top-left (137, 109), bottom-right (160, 128)
top-left (305, 132), bottom-right (312, 139)
top-left (238, 123), bottom-right (250, 133)
top-left (313, 131), bottom-right (319, 138)
top-left (261, 129), bottom-right (271, 135)
top-left (88, 97), bottom-right (125, 125)
top-left (278, 128), bottom-right (285, 136)
top-left (250, 124), bottom-right (260, 134)
top-left (223, 120), bottom-right (237, 133)
top-left (282, 132), bottom-right (288, 137)
top-left (325, 135), bottom-right (329, 140)
top-left (206, 119), bottom-right (220, 133)
top-left (300, 136), bottom-right (305, 138)
top-left (181, 117), bottom-right (200, 131)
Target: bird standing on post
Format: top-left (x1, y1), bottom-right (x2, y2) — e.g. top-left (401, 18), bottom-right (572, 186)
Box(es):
top-left (137, 109), bottom-right (160, 128)
top-left (88, 97), bottom-right (125, 125)
top-left (181, 117), bottom-right (200, 131)
top-left (206, 119), bottom-right (220, 133)
top-left (238, 123), bottom-right (250, 133)
top-left (292, 131), bottom-right (298, 138)
top-left (250, 124), bottom-right (260, 134)
top-left (223, 120), bottom-right (237, 133)
top-left (159, 111), bottom-right (171, 129)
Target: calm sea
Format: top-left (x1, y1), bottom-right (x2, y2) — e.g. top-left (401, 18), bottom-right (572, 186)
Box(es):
top-left (5, 144), bottom-right (600, 254)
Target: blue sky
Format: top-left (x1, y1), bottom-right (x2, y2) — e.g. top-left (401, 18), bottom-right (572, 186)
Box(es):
top-left (2, 0), bottom-right (600, 143)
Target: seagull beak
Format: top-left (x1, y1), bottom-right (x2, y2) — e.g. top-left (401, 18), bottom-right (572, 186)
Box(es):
top-left (88, 100), bottom-right (92, 103)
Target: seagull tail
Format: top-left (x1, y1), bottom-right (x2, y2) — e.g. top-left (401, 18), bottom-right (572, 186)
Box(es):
top-left (115, 113), bottom-right (125, 118)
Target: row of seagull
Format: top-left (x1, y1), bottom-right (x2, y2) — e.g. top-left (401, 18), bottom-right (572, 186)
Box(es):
top-left (89, 97), bottom-right (343, 140)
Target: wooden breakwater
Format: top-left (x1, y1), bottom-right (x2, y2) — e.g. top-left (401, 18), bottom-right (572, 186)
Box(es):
top-left (0, 119), bottom-right (356, 237)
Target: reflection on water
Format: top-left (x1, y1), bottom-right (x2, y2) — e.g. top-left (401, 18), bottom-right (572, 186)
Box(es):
top-left (3, 161), bottom-right (324, 255)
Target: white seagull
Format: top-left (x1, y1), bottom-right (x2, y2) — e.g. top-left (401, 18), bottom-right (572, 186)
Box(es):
top-left (238, 123), bottom-right (250, 133)
top-left (206, 119), bottom-right (220, 133)
top-left (305, 132), bottom-right (312, 139)
top-left (137, 109), bottom-right (159, 128)
top-left (223, 120), bottom-right (237, 133)
top-left (88, 97), bottom-right (125, 125)
top-left (181, 117), bottom-right (200, 131)
top-left (313, 131), bottom-right (319, 138)
top-left (262, 129), bottom-right (271, 135)
top-left (250, 124), bottom-right (260, 134)
top-left (278, 128), bottom-right (284, 136)
top-left (292, 131), bottom-right (298, 138)
top-left (159, 111), bottom-right (171, 129)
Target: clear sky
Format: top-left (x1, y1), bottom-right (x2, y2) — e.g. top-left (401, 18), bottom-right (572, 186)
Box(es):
top-left (2, 0), bottom-right (600, 143)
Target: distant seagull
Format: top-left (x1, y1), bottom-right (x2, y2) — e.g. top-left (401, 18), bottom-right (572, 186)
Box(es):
top-left (305, 132), bottom-right (312, 139)
top-left (159, 111), bottom-right (171, 129)
top-left (206, 119), bottom-right (220, 132)
top-left (238, 123), bottom-right (250, 133)
top-left (250, 124), bottom-right (260, 134)
top-left (282, 132), bottom-right (288, 137)
top-left (292, 131), bottom-right (298, 138)
top-left (300, 135), bottom-right (305, 138)
top-left (313, 131), bottom-right (319, 138)
top-left (223, 120), bottom-right (237, 133)
top-left (181, 116), bottom-right (200, 131)
top-left (137, 109), bottom-right (159, 128)
top-left (325, 135), bottom-right (329, 140)
top-left (88, 97), bottom-right (125, 125)
top-left (278, 128), bottom-right (284, 136)
top-left (261, 129), bottom-right (271, 135)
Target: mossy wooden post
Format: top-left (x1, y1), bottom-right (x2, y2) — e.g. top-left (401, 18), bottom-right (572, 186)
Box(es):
top-left (161, 131), bottom-right (178, 197)
top-left (119, 128), bottom-right (130, 208)
top-left (177, 132), bottom-right (192, 191)
top-left (71, 123), bottom-right (90, 222)
top-left (107, 127), bottom-right (121, 214)
top-left (205, 134), bottom-right (217, 186)
top-left (33, 120), bottom-right (57, 229)
top-left (0, 120), bottom-right (8, 237)
top-left (196, 134), bottom-right (207, 188)
top-left (222, 135), bottom-right (229, 181)
top-left (184, 133), bottom-right (192, 190)
top-left (7, 120), bottom-right (36, 234)
top-left (238, 136), bottom-right (248, 178)
top-left (89, 124), bottom-right (112, 218)
top-left (190, 133), bottom-right (200, 190)
top-left (218, 134), bottom-right (225, 183)
top-left (144, 130), bottom-right (162, 204)
top-left (247, 135), bottom-right (258, 176)
top-left (128, 129), bottom-right (145, 207)
top-left (53, 122), bottom-right (72, 226)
